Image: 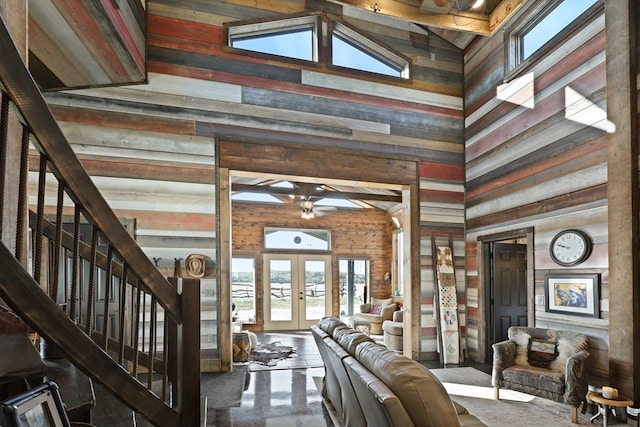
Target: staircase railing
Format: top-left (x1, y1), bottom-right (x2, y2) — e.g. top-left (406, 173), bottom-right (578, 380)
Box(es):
top-left (0, 14), bottom-right (200, 427)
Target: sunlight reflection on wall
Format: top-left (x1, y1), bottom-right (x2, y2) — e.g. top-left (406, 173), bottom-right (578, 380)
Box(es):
top-left (496, 72), bottom-right (615, 134)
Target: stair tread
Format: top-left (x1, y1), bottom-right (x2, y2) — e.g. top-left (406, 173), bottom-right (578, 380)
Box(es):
top-left (44, 357), bottom-right (96, 413)
top-left (0, 333), bottom-right (46, 384)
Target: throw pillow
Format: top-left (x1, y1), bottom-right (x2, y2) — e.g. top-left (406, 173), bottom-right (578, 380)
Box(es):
top-left (369, 304), bottom-right (382, 315)
top-left (510, 330), bottom-right (531, 366)
top-left (528, 338), bottom-right (557, 368)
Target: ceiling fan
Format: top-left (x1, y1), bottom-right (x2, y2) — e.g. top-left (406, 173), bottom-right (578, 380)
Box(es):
top-left (300, 199), bottom-right (337, 219)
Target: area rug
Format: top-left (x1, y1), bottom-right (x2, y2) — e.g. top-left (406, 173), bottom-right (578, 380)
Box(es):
top-left (430, 367), bottom-right (596, 427)
top-left (249, 341), bottom-right (297, 366)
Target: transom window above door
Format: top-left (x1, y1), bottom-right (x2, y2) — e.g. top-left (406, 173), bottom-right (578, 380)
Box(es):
top-left (264, 228), bottom-right (331, 250)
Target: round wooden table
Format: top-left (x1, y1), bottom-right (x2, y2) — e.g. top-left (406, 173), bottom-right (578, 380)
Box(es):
top-left (587, 391), bottom-right (633, 427)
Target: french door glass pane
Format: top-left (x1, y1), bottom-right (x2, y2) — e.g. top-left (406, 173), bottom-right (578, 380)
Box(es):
top-left (305, 260), bottom-right (326, 321)
top-left (270, 259), bottom-right (292, 321)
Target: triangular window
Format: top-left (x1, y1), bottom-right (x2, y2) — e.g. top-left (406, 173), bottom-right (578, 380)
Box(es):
top-left (330, 22), bottom-right (410, 79)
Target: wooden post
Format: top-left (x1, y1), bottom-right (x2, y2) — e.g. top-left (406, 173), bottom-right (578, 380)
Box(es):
top-left (605, 0), bottom-right (639, 402)
top-left (177, 277), bottom-right (201, 427)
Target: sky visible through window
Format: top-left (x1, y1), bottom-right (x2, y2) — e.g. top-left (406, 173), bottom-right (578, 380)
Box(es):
top-left (522, 0), bottom-right (598, 59)
top-left (332, 34), bottom-right (401, 77)
top-left (232, 27), bottom-right (313, 61)
top-left (230, 21), bottom-right (402, 77)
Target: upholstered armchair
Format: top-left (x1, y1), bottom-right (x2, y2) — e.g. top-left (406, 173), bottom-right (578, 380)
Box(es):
top-left (382, 310), bottom-right (403, 351)
top-left (357, 297), bottom-right (397, 334)
top-left (492, 326), bottom-right (590, 423)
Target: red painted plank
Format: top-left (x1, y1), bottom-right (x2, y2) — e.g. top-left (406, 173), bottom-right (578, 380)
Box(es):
top-left (420, 327), bottom-right (438, 336)
top-left (98, 0), bottom-right (145, 74)
top-left (420, 162), bottom-right (464, 181)
top-left (148, 14), bottom-right (223, 45)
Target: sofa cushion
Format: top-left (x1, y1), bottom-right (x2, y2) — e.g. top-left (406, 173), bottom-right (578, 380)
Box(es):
top-left (355, 341), bottom-right (460, 427)
top-left (334, 328), bottom-right (374, 355)
top-left (343, 355), bottom-right (413, 425)
top-left (318, 316), bottom-right (348, 336)
top-left (503, 365), bottom-right (565, 395)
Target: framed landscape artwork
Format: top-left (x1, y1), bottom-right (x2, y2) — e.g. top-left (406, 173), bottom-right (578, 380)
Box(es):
top-left (545, 274), bottom-right (600, 318)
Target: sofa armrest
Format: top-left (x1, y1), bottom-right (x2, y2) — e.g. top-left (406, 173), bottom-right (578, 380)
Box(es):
top-left (359, 303), bottom-right (371, 314)
top-left (564, 350), bottom-right (590, 407)
top-left (491, 340), bottom-right (516, 388)
top-left (392, 310), bottom-right (403, 322)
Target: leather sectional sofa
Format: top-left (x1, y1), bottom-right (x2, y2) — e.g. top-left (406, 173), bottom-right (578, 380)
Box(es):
top-left (311, 316), bottom-right (487, 426)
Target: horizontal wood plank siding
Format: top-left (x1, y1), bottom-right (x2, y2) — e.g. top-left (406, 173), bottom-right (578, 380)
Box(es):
top-left (42, 0), bottom-right (464, 359)
top-left (464, 5), bottom-right (609, 372)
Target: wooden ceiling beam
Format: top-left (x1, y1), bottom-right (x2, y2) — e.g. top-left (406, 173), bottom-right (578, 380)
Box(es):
top-left (329, 0), bottom-right (492, 35)
top-left (328, 0), bottom-right (525, 36)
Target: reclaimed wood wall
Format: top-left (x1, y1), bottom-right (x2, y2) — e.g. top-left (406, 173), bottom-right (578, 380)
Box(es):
top-left (40, 0), bottom-right (465, 359)
top-left (464, 3), bottom-right (609, 381)
top-left (232, 200), bottom-right (392, 329)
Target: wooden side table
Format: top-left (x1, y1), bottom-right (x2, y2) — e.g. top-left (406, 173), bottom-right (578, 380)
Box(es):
top-left (587, 391), bottom-right (633, 427)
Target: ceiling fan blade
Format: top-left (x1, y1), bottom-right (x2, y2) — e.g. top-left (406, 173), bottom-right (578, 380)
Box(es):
top-left (315, 206), bottom-right (338, 212)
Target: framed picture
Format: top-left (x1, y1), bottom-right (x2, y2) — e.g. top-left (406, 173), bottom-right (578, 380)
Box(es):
top-left (545, 274), bottom-right (600, 317)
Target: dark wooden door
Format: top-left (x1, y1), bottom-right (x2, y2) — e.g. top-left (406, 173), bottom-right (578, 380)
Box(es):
top-left (492, 243), bottom-right (528, 345)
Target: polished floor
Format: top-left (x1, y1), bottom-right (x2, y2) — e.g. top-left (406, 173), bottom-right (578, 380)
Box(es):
top-left (206, 330), bottom-right (333, 426)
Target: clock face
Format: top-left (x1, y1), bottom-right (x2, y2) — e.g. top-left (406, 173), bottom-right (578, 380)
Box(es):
top-left (550, 230), bottom-right (592, 266)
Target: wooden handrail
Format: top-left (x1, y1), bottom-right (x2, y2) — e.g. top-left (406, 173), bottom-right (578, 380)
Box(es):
top-left (0, 14), bottom-right (180, 324)
top-left (0, 241), bottom-right (180, 426)
top-left (0, 14), bottom-right (201, 426)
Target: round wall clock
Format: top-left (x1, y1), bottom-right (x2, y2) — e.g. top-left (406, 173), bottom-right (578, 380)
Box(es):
top-left (549, 229), bottom-right (592, 266)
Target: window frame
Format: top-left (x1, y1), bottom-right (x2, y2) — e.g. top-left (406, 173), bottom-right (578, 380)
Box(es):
top-left (224, 13), bottom-right (322, 66)
top-left (503, 0), bottom-right (603, 82)
top-left (328, 20), bottom-right (411, 81)
top-left (231, 255), bottom-right (257, 324)
top-left (224, 13), bottom-right (412, 81)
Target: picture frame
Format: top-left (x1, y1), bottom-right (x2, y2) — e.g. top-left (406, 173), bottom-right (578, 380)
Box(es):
top-left (545, 274), bottom-right (600, 317)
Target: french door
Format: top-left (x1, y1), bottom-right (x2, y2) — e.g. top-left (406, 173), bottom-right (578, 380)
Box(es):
top-left (263, 254), bottom-right (332, 330)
